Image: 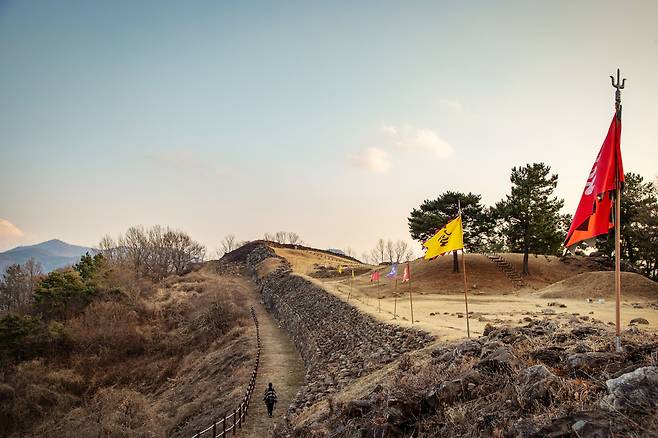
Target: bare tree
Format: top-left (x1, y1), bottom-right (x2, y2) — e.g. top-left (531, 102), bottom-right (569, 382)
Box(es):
top-left (361, 252), bottom-right (371, 264)
top-left (385, 239), bottom-right (395, 263)
top-left (263, 232), bottom-right (275, 241)
top-left (285, 232), bottom-right (300, 245)
top-left (274, 231), bottom-right (287, 244)
top-left (374, 239), bottom-right (386, 264)
top-left (345, 247), bottom-right (355, 258)
top-left (100, 226), bottom-right (206, 280)
top-left (219, 234), bottom-right (237, 256)
top-left (393, 240), bottom-right (409, 263)
top-left (0, 259), bottom-right (42, 313)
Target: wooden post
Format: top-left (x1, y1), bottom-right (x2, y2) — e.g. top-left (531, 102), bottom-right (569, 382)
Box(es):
top-left (461, 249), bottom-right (471, 338)
top-left (407, 262), bottom-right (414, 324)
top-left (378, 297), bottom-right (381, 313)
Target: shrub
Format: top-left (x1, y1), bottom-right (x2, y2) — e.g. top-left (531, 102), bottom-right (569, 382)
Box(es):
top-left (67, 301), bottom-right (144, 358)
top-left (34, 270), bottom-right (94, 319)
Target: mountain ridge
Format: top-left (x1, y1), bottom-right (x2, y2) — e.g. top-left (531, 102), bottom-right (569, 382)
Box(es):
top-left (0, 239), bottom-right (95, 273)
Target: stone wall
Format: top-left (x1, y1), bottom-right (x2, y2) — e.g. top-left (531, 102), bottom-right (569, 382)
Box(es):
top-left (243, 244), bottom-right (434, 414)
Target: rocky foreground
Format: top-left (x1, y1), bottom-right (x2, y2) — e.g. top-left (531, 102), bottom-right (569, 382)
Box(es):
top-left (309, 315), bottom-right (658, 437)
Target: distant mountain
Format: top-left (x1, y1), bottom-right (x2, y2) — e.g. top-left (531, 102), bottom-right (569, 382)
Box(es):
top-left (0, 239), bottom-right (96, 273)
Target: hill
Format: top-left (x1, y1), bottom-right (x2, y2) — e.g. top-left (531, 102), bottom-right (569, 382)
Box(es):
top-left (0, 239), bottom-right (94, 273)
top-left (271, 246), bottom-right (602, 295)
top-left (538, 271), bottom-right (658, 300)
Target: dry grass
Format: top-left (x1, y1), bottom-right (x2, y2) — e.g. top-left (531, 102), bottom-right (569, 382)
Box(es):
top-left (0, 263), bottom-right (257, 438)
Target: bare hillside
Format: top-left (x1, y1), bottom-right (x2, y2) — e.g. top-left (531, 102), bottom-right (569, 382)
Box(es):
top-left (539, 271), bottom-right (658, 300)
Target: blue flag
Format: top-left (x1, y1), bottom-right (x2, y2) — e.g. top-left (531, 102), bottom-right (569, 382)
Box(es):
top-left (386, 264), bottom-right (397, 278)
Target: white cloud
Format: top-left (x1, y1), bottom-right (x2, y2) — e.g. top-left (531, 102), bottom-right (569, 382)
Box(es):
top-left (0, 218), bottom-right (23, 239)
top-left (380, 122), bottom-right (398, 136)
top-left (146, 149), bottom-right (224, 178)
top-left (381, 123), bottom-right (455, 158)
top-left (439, 98), bottom-right (464, 113)
top-left (349, 147), bottom-right (391, 173)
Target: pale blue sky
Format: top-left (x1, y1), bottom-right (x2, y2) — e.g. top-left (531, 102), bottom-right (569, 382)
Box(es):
top-left (1, 1), bottom-right (657, 255)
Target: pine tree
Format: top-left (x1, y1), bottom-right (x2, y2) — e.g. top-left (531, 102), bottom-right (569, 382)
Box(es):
top-left (408, 191), bottom-right (491, 272)
top-left (495, 163), bottom-right (564, 275)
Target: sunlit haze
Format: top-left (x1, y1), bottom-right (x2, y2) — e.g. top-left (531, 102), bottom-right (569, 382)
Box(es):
top-left (2, 1), bottom-right (657, 255)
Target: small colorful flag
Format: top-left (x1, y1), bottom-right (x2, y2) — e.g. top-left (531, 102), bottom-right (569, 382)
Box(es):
top-left (402, 263), bottom-right (410, 283)
top-left (370, 271), bottom-right (380, 282)
top-left (423, 215), bottom-right (464, 259)
top-left (386, 264), bottom-right (397, 278)
top-left (351, 268), bottom-right (355, 278)
top-left (338, 265), bottom-right (343, 274)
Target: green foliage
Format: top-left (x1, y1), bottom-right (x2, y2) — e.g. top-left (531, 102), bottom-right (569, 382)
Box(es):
top-left (597, 173), bottom-right (658, 278)
top-left (494, 163), bottom-right (564, 275)
top-left (34, 270), bottom-right (94, 319)
top-left (74, 252), bottom-right (103, 281)
top-left (0, 314), bottom-right (67, 363)
top-left (408, 191), bottom-right (494, 252)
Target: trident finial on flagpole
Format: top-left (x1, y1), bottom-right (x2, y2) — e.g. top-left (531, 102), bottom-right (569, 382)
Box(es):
top-left (610, 68), bottom-right (626, 112)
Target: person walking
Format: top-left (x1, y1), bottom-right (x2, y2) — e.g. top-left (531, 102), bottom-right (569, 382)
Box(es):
top-left (263, 382), bottom-right (278, 417)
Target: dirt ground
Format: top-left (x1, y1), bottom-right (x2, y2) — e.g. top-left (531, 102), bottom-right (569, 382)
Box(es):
top-left (313, 276), bottom-right (658, 340)
top-left (240, 277), bottom-right (305, 437)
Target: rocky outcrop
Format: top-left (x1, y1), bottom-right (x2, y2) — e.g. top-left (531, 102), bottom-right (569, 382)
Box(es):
top-left (241, 244), bottom-right (434, 416)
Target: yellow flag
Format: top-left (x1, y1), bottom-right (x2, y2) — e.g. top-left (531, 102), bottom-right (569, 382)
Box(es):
top-left (423, 215), bottom-right (464, 259)
top-left (338, 266), bottom-right (343, 274)
top-left (351, 269), bottom-right (355, 278)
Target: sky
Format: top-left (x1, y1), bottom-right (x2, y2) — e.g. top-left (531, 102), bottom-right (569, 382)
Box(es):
top-left (1, 1), bottom-right (657, 257)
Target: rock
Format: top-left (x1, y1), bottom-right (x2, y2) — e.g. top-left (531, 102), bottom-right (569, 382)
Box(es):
top-left (454, 339), bottom-right (481, 357)
top-left (482, 323), bottom-right (495, 336)
top-left (531, 346), bottom-right (565, 366)
top-left (421, 370), bottom-right (482, 413)
top-left (571, 326), bottom-right (601, 339)
top-left (517, 365), bottom-right (561, 408)
top-left (476, 346), bottom-right (517, 375)
top-left (601, 366), bottom-right (658, 412)
top-left (530, 411), bottom-right (611, 438)
top-left (629, 317), bottom-right (649, 325)
top-left (566, 352), bottom-right (619, 373)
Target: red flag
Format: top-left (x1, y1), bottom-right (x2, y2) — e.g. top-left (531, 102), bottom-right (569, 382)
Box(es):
top-left (402, 263), bottom-right (410, 283)
top-left (370, 271), bottom-right (380, 282)
top-left (564, 111), bottom-right (624, 249)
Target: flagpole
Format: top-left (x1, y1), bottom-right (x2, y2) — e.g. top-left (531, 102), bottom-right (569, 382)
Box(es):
top-left (394, 278), bottom-right (398, 319)
top-left (461, 249), bottom-right (471, 338)
top-left (408, 262), bottom-right (414, 324)
top-left (457, 201), bottom-right (471, 339)
top-left (611, 68), bottom-right (625, 352)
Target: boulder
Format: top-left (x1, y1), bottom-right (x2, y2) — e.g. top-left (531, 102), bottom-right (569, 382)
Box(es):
top-left (476, 346), bottom-right (517, 375)
top-left (601, 366), bottom-right (658, 413)
top-left (530, 346), bottom-right (565, 366)
top-left (454, 339), bottom-right (481, 357)
top-left (566, 352), bottom-right (619, 374)
top-left (517, 365), bottom-right (561, 408)
top-left (345, 400), bottom-right (373, 418)
top-left (529, 411), bottom-right (611, 438)
top-left (629, 317), bottom-right (649, 325)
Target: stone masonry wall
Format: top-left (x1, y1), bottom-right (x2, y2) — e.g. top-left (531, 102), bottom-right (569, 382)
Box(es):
top-left (243, 244), bottom-right (434, 415)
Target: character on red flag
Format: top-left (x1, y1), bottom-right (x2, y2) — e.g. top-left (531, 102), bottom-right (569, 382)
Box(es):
top-left (564, 111), bottom-right (624, 250)
top-left (370, 271), bottom-right (380, 282)
top-left (402, 263), bottom-right (410, 283)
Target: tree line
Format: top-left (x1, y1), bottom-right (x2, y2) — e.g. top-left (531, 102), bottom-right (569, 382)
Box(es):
top-left (408, 162), bottom-right (658, 279)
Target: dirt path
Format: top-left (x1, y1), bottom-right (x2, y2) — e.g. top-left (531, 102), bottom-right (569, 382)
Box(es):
top-left (241, 286), bottom-right (305, 437)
